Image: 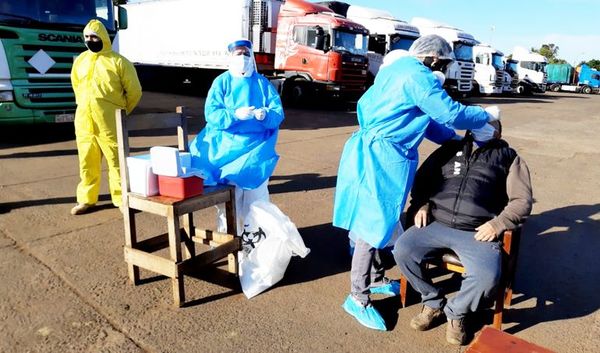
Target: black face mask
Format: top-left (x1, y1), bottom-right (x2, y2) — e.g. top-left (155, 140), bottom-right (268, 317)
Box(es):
top-left (85, 40), bottom-right (103, 53)
top-left (422, 56), bottom-right (452, 72)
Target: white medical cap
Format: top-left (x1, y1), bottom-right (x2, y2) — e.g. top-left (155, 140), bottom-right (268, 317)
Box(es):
top-left (409, 34), bottom-right (454, 60)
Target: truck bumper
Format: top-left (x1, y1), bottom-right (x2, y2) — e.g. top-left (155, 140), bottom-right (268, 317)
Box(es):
top-left (0, 102), bottom-right (74, 125)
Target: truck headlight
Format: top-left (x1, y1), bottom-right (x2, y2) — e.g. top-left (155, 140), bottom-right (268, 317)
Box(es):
top-left (0, 91), bottom-right (13, 102)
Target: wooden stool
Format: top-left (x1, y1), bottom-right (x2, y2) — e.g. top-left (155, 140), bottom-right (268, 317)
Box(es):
top-left (466, 326), bottom-right (556, 353)
top-left (116, 107), bottom-right (241, 307)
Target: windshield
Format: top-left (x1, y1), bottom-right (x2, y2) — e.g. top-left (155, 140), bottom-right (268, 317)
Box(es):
top-left (520, 61), bottom-right (546, 72)
top-left (332, 29), bottom-right (368, 56)
top-left (492, 54), bottom-right (504, 69)
top-left (0, 0), bottom-right (115, 31)
top-left (389, 35), bottom-right (417, 51)
top-left (507, 61), bottom-right (518, 73)
top-left (454, 42), bottom-right (473, 61)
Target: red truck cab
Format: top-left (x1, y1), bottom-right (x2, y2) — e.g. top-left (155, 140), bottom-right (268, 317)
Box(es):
top-left (274, 0), bottom-right (369, 102)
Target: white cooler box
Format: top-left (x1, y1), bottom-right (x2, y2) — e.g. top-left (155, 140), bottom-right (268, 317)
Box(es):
top-left (126, 154), bottom-right (159, 197)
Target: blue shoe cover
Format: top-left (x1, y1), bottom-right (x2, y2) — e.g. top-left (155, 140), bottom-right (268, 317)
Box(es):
top-left (370, 280), bottom-right (400, 296)
top-left (342, 295), bottom-right (387, 331)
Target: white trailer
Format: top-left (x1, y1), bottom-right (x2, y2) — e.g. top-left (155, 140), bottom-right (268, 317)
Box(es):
top-left (411, 17), bottom-right (476, 95)
top-left (120, 0), bottom-right (280, 71)
top-left (344, 5), bottom-right (419, 81)
top-left (472, 43), bottom-right (505, 95)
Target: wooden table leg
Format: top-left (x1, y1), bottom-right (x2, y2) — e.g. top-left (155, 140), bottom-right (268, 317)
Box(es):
top-left (181, 213), bottom-right (196, 260)
top-left (167, 207), bottom-right (185, 307)
top-left (123, 205), bottom-right (140, 284)
top-left (225, 189), bottom-right (239, 275)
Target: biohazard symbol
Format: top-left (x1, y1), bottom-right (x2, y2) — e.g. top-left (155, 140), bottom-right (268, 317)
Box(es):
top-left (241, 226), bottom-right (267, 251)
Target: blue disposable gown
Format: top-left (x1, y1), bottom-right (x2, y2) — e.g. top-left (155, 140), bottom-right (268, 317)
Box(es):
top-left (333, 56), bottom-right (489, 249)
top-left (189, 71), bottom-right (284, 189)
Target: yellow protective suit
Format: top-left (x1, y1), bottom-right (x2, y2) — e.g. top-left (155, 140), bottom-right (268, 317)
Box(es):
top-left (71, 20), bottom-right (142, 207)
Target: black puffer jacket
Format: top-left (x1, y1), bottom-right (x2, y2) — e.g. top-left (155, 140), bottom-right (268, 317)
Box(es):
top-left (408, 134), bottom-right (517, 231)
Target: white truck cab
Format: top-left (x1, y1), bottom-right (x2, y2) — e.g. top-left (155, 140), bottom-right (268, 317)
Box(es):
top-left (472, 43), bottom-right (505, 95)
top-left (511, 47), bottom-right (547, 94)
top-left (411, 17), bottom-right (476, 95)
top-left (345, 5), bottom-right (419, 81)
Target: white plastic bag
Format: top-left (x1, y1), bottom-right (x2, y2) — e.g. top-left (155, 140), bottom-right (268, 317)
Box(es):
top-left (239, 200), bottom-right (310, 298)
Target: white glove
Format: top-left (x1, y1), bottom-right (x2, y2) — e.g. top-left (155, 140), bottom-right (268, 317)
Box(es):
top-left (484, 105), bottom-right (501, 122)
top-left (234, 106), bottom-right (255, 120)
top-left (253, 108), bottom-right (267, 121)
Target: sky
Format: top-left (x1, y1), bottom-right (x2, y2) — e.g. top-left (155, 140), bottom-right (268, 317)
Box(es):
top-left (344, 0), bottom-right (600, 65)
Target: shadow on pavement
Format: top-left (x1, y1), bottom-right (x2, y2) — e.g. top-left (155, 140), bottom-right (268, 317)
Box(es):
top-left (269, 173), bottom-right (337, 194)
top-left (0, 194), bottom-right (112, 214)
top-left (500, 203), bottom-right (600, 334)
top-left (0, 123), bottom-right (75, 149)
top-left (280, 223), bottom-right (350, 287)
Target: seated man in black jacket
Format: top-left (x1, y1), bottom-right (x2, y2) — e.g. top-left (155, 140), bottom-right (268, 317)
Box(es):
top-left (392, 120), bottom-right (533, 345)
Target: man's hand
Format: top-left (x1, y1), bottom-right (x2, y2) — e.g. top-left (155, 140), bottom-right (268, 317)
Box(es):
top-left (234, 106), bottom-right (255, 120)
top-left (414, 204), bottom-right (430, 228)
top-left (474, 222), bottom-right (498, 242)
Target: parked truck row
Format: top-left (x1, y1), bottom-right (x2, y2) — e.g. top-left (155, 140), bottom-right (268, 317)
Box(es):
top-left (1, 0), bottom-right (590, 125)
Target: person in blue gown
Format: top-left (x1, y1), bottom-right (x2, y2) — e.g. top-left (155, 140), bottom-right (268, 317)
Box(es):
top-left (334, 34), bottom-right (501, 330)
top-left (189, 39), bottom-right (284, 233)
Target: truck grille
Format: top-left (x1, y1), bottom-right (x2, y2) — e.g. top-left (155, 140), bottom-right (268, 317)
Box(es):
top-left (8, 38), bottom-right (85, 110)
top-left (340, 61), bottom-right (367, 91)
top-left (458, 61), bottom-right (474, 92)
top-left (495, 69), bottom-right (504, 88)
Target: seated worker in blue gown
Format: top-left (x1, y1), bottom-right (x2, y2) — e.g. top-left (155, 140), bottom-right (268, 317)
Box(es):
top-left (332, 34), bottom-right (501, 331)
top-left (189, 39), bottom-right (284, 233)
top-left (393, 121), bottom-right (533, 345)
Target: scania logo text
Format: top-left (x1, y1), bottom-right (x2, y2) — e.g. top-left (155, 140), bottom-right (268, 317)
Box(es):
top-left (38, 33), bottom-right (83, 43)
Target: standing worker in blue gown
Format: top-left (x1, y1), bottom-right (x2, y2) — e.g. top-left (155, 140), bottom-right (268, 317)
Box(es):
top-left (189, 39), bottom-right (284, 233)
top-left (333, 34), bottom-right (501, 331)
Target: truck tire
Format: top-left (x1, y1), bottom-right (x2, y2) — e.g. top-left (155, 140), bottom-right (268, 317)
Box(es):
top-left (283, 79), bottom-right (308, 107)
top-left (582, 85), bottom-right (593, 94)
top-left (550, 84), bottom-right (561, 92)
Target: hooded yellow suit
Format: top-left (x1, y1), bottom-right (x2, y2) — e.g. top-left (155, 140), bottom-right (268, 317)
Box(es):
top-left (71, 20), bottom-right (142, 207)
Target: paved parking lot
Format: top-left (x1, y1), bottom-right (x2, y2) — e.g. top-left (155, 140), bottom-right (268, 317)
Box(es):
top-left (1, 91), bottom-right (599, 353)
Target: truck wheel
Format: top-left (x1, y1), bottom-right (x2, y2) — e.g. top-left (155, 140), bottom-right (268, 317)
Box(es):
top-left (516, 85), bottom-right (525, 95)
top-left (550, 84), bottom-right (561, 92)
top-left (582, 85), bottom-right (592, 94)
top-left (283, 80), bottom-right (306, 107)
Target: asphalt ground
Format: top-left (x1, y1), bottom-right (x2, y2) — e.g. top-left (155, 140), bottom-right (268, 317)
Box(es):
top-left (1, 91), bottom-right (599, 353)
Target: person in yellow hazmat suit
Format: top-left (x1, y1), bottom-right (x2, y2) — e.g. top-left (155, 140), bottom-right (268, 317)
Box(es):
top-left (70, 19), bottom-right (142, 215)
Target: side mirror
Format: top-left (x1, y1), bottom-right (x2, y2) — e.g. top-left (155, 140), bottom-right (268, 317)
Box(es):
top-left (322, 33), bottom-right (331, 53)
top-left (315, 33), bottom-right (325, 51)
top-left (118, 6), bottom-right (128, 30)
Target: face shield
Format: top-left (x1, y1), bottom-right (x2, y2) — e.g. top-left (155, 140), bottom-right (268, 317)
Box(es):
top-left (227, 39), bottom-right (256, 78)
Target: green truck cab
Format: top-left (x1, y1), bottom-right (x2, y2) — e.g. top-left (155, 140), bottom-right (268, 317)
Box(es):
top-left (0, 0), bottom-right (127, 124)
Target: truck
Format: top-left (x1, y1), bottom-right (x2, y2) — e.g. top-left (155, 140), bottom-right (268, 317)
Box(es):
top-left (502, 58), bottom-right (519, 94)
top-left (0, 0), bottom-right (128, 124)
top-left (316, 2), bottom-right (420, 85)
top-left (472, 43), bottom-right (505, 95)
top-left (118, 0), bottom-right (370, 104)
top-left (510, 47), bottom-right (547, 95)
top-left (546, 63), bottom-right (600, 94)
top-left (410, 17), bottom-right (476, 96)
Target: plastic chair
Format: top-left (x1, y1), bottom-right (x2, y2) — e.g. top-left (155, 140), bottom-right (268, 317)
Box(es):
top-left (116, 106), bottom-right (240, 307)
top-left (399, 227), bottom-right (522, 330)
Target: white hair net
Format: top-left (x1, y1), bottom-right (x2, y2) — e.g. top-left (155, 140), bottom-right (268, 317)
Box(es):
top-left (409, 34), bottom-right (454, 60)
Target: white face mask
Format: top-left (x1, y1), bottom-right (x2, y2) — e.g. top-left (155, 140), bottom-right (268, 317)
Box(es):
top-left (229, 54), bottom-right (254, 78)
top-left (471, 123), bottom-right (497, 142)
top-left (432, 71), bottom-right (446, 86)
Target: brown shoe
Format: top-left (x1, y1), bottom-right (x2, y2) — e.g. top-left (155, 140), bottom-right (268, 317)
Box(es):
top-left (410, 305), bottom-right (444, 331)
top-left (446, 318), bottom-right (467, 345)
top-left (70, 203), bottom-right (93, 215)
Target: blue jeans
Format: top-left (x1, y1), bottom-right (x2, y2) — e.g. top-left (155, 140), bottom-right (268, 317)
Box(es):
top-left (393, 221), bottom-right (502, 320)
